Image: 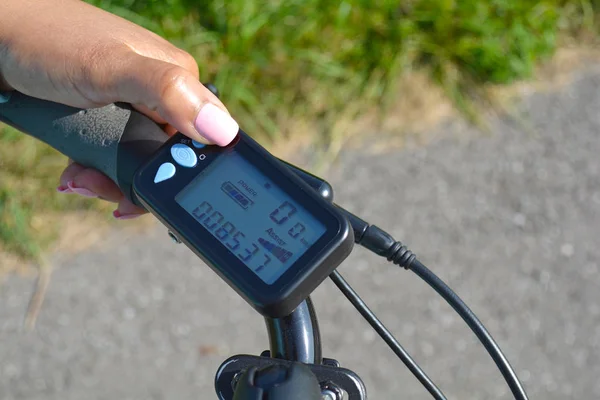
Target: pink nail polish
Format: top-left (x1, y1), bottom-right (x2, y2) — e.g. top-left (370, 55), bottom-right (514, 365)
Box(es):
top-left (113, 210), bottom-right (142, 220)
top-left (194, 103), bottom-right (239, 146)
top-left (57, 186), bottom-right (72, 193)
top-left (67, 181), bottom-right (98, 198)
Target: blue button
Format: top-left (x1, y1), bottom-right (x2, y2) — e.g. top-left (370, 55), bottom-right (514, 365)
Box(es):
top-left (192, 140), bottom-right (206, 149)
top-left (0, 91), bottom-right (11, 104)
top-left (154, 162), bottom-right (176, 183)
top-left (171, 144), bottom-right (197, 168)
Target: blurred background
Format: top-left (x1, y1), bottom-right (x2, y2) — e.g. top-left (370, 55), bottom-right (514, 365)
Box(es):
top-left (2, 1), bottom-right (600, 399)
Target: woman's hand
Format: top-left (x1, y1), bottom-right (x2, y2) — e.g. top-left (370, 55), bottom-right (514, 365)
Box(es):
top-left (0, 0), bottom-right (239, 218)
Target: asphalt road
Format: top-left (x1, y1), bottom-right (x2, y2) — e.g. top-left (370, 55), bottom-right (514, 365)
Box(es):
top-left (2, 67), bottom-right (600, 400)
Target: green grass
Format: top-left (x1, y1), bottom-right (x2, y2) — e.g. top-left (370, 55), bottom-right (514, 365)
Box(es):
top-left (1, 0), bottom-right (599, 262)
top-left (0, 127), bottom-right (113, 260)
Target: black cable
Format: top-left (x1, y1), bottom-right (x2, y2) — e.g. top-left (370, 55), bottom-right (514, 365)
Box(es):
top-left (408, 259), bottom-right (529, 400)
top-left (329, 270), bottom-right (447, 400)
top-left (338, 217), bottom-right (529, 399)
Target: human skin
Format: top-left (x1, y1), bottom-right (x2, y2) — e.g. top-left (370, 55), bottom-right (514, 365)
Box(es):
top-left (0, 0), bottom-right (239, 218)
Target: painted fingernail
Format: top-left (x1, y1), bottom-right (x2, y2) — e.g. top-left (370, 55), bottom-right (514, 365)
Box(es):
top-left (57, 185), bottom-right (72, 193)
top-left (67, 181), bottom-right (98, 198)
top-left (113, 210), bottom-right (142, 220)
top-left (194, 103), bottom-right (239, 146)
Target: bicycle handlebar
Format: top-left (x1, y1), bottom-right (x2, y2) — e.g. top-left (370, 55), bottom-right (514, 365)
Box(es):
top-left (0, 92), bottom-right (167, 206)
top-left (0, 91), bottom-right (330, 400)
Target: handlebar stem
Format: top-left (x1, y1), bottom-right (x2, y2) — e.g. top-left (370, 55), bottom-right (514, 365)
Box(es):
top-left (264, 297), bottom-right (322, 364)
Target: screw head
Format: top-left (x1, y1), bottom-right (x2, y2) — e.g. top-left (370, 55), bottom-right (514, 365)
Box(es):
top-left (320, 382), bottom-right (347, 400)
top-left (167, 231), bottom-right (181, 244)
top-left (321, 389), bottom-right (338, 400)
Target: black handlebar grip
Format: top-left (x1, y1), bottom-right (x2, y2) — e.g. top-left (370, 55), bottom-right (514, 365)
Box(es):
top-left (0, 91), bottom-right (168, 205)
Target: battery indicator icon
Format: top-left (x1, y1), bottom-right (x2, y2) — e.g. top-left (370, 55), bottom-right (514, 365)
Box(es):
top-left (221, 181), bottom-right (254, 210)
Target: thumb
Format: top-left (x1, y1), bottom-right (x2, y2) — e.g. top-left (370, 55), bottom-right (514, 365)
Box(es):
top-left (113, 54), bottom-right (239, 146)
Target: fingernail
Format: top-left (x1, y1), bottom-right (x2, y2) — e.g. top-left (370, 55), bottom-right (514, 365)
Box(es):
top-left (67, 181), bottom-right (98, 198)
top-left (113, 210), bottom-right (142, 220)
top-left (57, 185), bottom-right (72, 193)
top-left (194, 103), bottom-right (239, 146)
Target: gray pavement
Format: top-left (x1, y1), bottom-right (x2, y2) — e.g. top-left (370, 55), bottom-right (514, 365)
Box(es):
top-left (2, 67), bottom-right (600, 400)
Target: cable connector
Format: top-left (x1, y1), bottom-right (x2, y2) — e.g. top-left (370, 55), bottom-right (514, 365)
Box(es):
top-left (360, 225), bottom-right (416, 269)
top-left (334, 206), bottom-right (416, 269)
